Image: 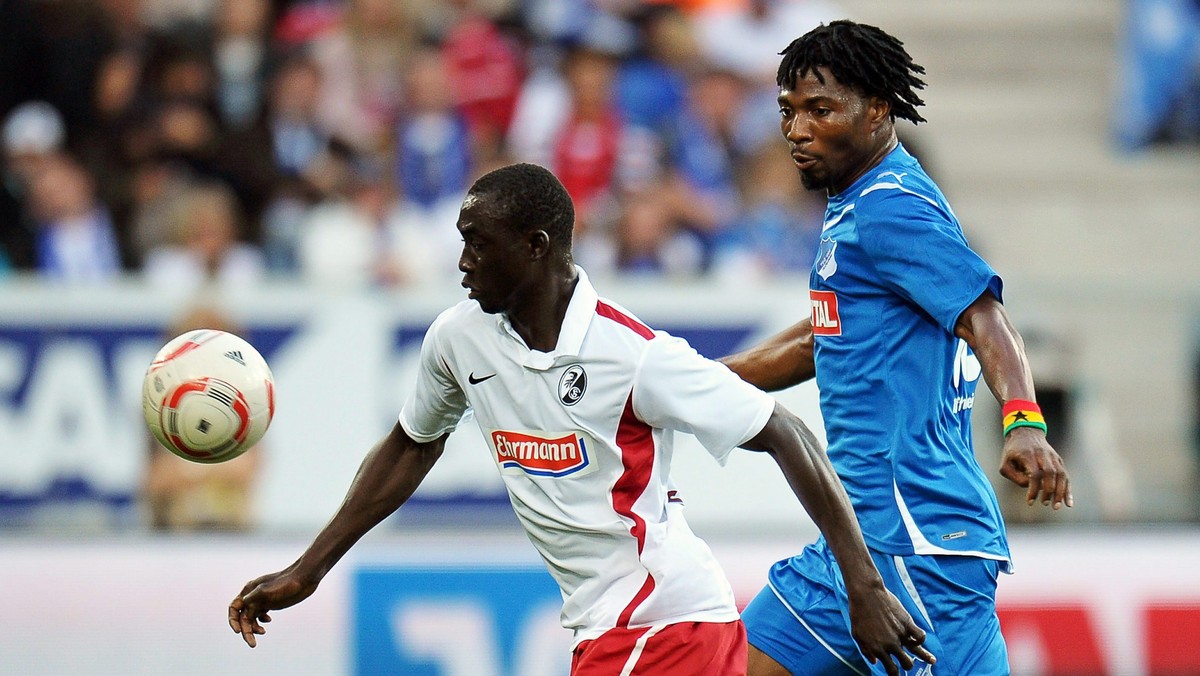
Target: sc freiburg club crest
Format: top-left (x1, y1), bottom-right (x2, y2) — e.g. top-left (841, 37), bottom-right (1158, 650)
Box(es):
top-left (558, 365), bottom-right (587, 405)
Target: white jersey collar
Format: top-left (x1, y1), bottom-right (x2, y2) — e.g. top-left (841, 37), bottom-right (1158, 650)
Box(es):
top-left (501, 265), bottom-right (597, 371)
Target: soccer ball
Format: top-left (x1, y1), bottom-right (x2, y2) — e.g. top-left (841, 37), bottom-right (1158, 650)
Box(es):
top-left (142, 329), bottom-right (275, 464)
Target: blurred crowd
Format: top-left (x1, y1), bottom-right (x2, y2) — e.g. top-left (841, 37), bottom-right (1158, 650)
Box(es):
top-left (0, 0), bottom-right (844, 291)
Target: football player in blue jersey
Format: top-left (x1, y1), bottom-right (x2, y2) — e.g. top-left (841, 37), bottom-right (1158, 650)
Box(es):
top-left (722, 20), bottom-right (1073, 676)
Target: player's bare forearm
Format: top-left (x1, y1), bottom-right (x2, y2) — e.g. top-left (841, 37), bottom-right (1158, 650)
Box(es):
top-left (955, 291), bottom-right (1072, 508)
top-left (721, 319), bottom-right (815, 392)
top-left (230, 423), bottom-right (446, 647)
top-left (294, 422), bottom-right (446, 580)
top-left (743, 405), bottom-right (935, 669)
top-left (743, 405), bottom-right (879, 587)
top-left (954, 291), bottom-right (1035, 404)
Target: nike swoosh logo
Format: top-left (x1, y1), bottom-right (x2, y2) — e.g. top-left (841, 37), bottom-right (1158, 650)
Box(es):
top-left (468, 372), bottom-right (497, 385)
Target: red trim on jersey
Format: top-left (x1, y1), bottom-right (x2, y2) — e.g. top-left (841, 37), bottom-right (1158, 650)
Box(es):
top-left (613, 395), bottom-right (656, 627)
top-left (596, 301), bottom-right (654, 340)
top-left (618, 575), bottom-right (656, 629)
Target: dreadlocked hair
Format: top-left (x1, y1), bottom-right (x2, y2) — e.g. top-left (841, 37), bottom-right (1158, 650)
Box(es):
top-left (777, 20), bottom-right (928, 124)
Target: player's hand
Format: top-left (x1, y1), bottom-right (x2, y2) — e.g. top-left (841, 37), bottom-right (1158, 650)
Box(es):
top-left (228, 569), bottom-right (319, 648)
top-left (999, 427), bottom-right (1073, 509)
top-left (847, 585), bottom-right (936, 675)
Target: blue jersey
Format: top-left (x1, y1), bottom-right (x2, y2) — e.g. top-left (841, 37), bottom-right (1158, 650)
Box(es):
top-left (809, 144), bottom-right (1010, 568)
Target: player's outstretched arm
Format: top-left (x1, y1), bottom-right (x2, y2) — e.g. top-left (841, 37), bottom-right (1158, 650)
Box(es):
top-left (743, 405), bottom-right (936, 674)
top-left (720, 318), bottom-right (815, 392)
top-left (955, 291), bottom-right (1073, 509)
top-left (228, 422), bottom-right (446, 647)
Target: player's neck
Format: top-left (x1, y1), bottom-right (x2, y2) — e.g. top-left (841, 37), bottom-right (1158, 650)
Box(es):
top-left (829, 133), bottom-right (898, 197)
top-left (507, 265), bottom-right (579, 353)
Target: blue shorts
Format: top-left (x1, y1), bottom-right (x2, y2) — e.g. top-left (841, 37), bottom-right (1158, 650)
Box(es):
top-left (742, 538), bottom-right (1008, 675)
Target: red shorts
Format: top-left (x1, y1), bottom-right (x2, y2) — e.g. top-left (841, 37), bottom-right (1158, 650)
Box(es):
top-left (571, 619), bottom-right (747, 675)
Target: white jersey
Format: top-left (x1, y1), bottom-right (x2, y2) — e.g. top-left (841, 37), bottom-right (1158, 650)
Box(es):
top-left (399, 268), bottom-right (775, 644)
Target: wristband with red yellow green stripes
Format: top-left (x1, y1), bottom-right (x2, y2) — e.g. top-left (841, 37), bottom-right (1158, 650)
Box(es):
top-left (1002, 399), bottom-right (1047, 436)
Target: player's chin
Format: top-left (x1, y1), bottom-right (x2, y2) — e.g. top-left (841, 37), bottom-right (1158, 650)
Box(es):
top-left (473, 297), bottom-right (502, 314)
top-left (798, 170), bottom-right (825, 191)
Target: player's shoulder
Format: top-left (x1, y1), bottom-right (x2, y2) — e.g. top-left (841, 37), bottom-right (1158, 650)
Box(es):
top-left (427, 300), bottom-right (490, 339)
top-left (854, 166), bottom-right (939, 209)
top-left (851, 161), bottom-right (951, 236)
top-left (592, 295), bottom-right (658, 342)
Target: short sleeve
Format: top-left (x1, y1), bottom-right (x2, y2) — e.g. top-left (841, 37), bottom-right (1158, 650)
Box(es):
top-left (857, 188), bottom-right (1003, 332)
top-left (631, 335), bottom-right (775, 465)
top-left (398, 312), bottom-right (469, 442)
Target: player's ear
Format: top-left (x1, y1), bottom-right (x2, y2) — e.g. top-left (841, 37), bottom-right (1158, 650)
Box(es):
top-left (867, 96), bottom-right (891, 128)
top-left (528, 229), bottom-right (551, 260)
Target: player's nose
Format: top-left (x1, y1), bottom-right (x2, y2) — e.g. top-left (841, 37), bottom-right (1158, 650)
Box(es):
top-left (784, 116), bottom-right (811, 143)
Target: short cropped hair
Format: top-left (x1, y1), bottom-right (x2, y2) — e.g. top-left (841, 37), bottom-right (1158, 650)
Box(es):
top-left (467, 163), bottom-right (575, 249)
top-left (777, 20), bottom-right (928, 124)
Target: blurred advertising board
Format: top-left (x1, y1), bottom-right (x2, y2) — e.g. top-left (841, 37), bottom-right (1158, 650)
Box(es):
top-left (0, 531), bottom-right (1197, 675)
top-left (353, 565), bottom-right (570, 675)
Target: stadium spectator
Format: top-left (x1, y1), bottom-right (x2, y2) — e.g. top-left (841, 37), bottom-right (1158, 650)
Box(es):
top-left (220, 52), bottom-right (335, 269)
top-left (143, 305), bottom-right (262, 531)
top-left (507, 44), bottom-right (573, 169)
top-left (613, 189), bottom-right (678, 274)
top-left (142, 181), bottom-right (265, 292)
top-left (713, 143), bottom-right (826, 282)
top-left (386, 45), bottom-right (477, 286)
top-left (212, 0), bottom-right (276, 131)
top-left (25, 153), bottom-right (125, 283)
top-left (227, 162), bottom-right (932, 673)
top-left (694, 0), bottom-right (841, 151)
top-left (305, 0), bottom-right (421, 151)
top-left (293, 150), bottom-right (416, 289)
top-left (552, 42), bottom-right (625, 225)
top-left (154, 98), bottom-right (225, 179)
top-left (438, 0), bottom-right (526, 157)
top-left (75, 48), bottom-right (146, 240)
top-left (0, 0), bottom-right (46, 268)
top-left (2, 101), bottom-right (67, 271)
top-left (655, 66), bottom-right (750, 274)
top-left (521, 0), bottom-right (594, 45)
top-left (506, 39), bottom-right (629, 278)
top-left (720, 21), bottom-right (1072, 675)
top-left (614, 5), bottom-right (692, 138)
top-left (127, 152), bottom-right (200, 267)
top-left (28, 0), bottom-right (120, 140)
top-left (695, 0), bottom-right (841, 85)
top-left (0, 0), bottom-right (867, 291)
top-left (393, 46), bottom-right (473, 214)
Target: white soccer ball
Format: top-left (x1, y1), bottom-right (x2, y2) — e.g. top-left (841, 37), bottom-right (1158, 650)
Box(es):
top-left (142, 329), bottom-right (275, 464)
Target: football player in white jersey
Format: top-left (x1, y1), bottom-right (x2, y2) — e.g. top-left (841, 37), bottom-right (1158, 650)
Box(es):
top-left (228, 163), bottom-right (933, 675)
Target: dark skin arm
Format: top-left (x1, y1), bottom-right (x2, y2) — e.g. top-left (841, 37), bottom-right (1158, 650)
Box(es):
top-left (227, 422), bottom-right (446, 647)
top-left (955, 290), bottom-right (1072, 509)
top-left (720, 318), bottom-right (815, 392)
top-left (743, 404), bottom-right (936, 674)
